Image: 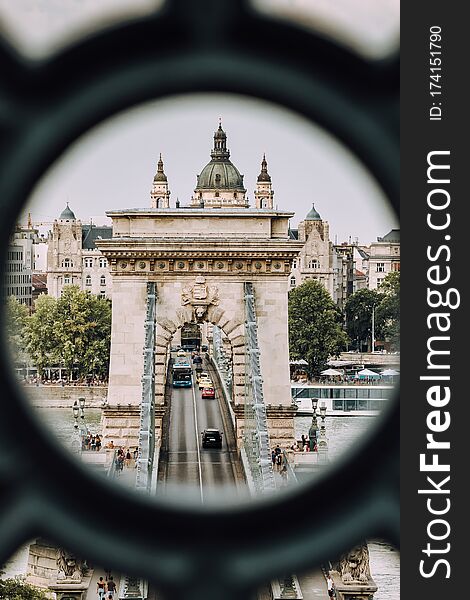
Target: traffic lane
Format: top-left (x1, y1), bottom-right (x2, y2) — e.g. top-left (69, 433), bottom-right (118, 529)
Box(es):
top-left (194, 378), bottom-right (238, 493)
top-left (163, 384), bottom-right (200, 490)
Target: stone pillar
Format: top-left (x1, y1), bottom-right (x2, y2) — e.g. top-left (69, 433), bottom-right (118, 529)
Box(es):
top-left (107, 279), bottom-right (148, 406)
top-left (254, 279), bottom-right (292, 407)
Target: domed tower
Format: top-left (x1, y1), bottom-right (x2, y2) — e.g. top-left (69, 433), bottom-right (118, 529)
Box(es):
top-left (150, 154), bottom-right (171, 208)
top-left (191, 121), bottom-right (247, 208)
top-left (299, 203), bottom-right (329, 242)
top-left (47, 203), bottom-right (82, 297)
top-left (254, 154), bottom-right (274, 209)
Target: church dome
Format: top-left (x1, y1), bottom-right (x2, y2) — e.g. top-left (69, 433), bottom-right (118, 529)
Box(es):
top-left (60, 203), bottom-right (76, 220)
top-left (196, 161), bottom-right (245, 191)
top-left (305, 203), bottom-right (321, 221)
top-left (195, 121), bottom-right (246, 192)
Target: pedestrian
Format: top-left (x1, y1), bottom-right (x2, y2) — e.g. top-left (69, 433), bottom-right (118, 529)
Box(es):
top-left (301, 434), bottom-right (307, 448)
top-left (280, 464), bottom-right (288, 486)
top-left (97, 576), bottom-right (106, 600)
top-left (125, 449), bottom-right (132, 468)
top-left (95, 435), bottom-right (101, 452)
top-left (271, 449), bottom-right (276, 467)
top-left (91, 435), bottom-right (96, 451)
top-left (327, 573), bottom-right (335, 598)
top-left (106, 576), bottom-right (117, 598)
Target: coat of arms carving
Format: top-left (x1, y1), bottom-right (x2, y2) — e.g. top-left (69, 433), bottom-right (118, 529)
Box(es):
top-left (181, 276), bottom-right (219, 320)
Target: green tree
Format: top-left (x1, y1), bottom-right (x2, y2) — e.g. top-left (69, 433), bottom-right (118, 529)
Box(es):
top-left (53, 286), bottom-right (111, 379)
top-left (376, 271), bottom-right (400, 351)
top-left (3, 296), bottom-right (29, 366)
top-left (24, 294), bottom-right (60, 377)
top-left (24, 286), bottom-right (112, 380)
top-left (344, 288), bottom-right (382, 351)
top-left (0, 576), bottom-right (49, 600)
top-left (289, 280), bottom-right (349, 376)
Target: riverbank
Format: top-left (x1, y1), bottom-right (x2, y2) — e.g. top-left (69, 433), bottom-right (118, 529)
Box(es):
top-left (21, 385), bottom-right (108, 408)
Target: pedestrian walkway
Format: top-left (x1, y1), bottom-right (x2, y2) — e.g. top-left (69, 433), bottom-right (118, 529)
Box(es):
top-left (84, 568), bottom-right (121, 600)
top-left (297, 570), bottom-right (328, 599)
top-left (113, 458), bottom-right (137, 488)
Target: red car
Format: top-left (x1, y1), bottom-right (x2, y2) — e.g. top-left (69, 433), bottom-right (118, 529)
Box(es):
top-left (201, 386), bottom-right (215, 399)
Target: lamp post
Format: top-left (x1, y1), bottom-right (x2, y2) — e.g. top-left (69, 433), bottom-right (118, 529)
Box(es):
top-left (318, 401), bottom-right (329, 464)
top-left (308, 398), bottom-right (319, 451)
top-left (71, 398), bottom-right (87, 453)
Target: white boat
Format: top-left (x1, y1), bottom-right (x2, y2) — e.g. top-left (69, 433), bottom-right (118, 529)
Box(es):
top-left (291, 383), bottom-right (397, 417)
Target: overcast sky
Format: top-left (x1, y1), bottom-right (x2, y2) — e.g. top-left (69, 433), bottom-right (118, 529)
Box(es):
top-left (1, 1), bottom-right (399, 245)
top-left (24, 93), bottom-right (397, 245)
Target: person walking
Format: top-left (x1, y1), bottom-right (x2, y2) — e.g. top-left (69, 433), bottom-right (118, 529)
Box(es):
top-left (95, 434), bottom-right (101, 452)
top-left (125, 449), bottom-right (132, 468)
top-left (106, 576), bottom-right (117, 598)
top-left (97, 576), bottom-right (106, 600)
top-left (327, 573), bottom-right (335, 598)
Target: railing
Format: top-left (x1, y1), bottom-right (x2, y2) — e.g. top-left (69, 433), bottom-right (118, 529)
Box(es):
top-left (243, 282), bottom-right (276, 494)
top-left (135, 282), bottom-right (157, 493)
top-left (118, 574), bottom-right (148, 600)
top-left (212, 325), bottom-right (233, 400)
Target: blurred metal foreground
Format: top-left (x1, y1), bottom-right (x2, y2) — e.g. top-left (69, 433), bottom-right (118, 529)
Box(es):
top-left (0, 1), bottom-right (399, 599)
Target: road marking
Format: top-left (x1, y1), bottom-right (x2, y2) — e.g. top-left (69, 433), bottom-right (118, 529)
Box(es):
top-left (191, 368), bottom-right (204, 504)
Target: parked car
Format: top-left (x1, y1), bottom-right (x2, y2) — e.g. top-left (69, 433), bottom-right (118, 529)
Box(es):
top-left (201, 428), bottom-right (223, 449)
top-left (201, 386), bottom-right (215, 399)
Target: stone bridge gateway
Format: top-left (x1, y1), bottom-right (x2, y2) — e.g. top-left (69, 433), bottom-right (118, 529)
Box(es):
top-left (97, 207), bottom-right (302, 449)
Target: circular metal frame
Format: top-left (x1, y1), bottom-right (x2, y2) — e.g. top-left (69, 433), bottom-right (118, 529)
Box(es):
top-left (0, 1), bottom-right (399, 598)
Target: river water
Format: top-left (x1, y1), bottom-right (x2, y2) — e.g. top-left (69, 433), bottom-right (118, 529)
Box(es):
top-left (2, 408), bottom-right (399, 598)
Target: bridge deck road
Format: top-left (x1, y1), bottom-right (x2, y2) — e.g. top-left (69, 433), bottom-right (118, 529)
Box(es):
top-left (157, 352), bottom-right (247, 504)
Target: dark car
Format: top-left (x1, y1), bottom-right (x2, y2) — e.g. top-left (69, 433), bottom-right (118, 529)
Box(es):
top-left (201, 428), bottom-right (223, 449)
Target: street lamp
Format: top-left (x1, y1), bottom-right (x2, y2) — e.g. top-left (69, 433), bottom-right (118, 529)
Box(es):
top-left (318, 402), bottom-right (329, 464)
top-left (71, 398), bottom-right (87, 453)
top-left (308, 397), bottom-right (319, 451)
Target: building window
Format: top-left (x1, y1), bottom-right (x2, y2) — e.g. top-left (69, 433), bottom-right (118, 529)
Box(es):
top-left (100, 275), bottom-right (106, 287)
top-left (290, 276), bottom-right (296, 288)
top-left (85, 275), bottom-right (91, 286)
top-left (99, 258), bottom-right (107, 268)
top-left (292, 259), bottom-right (297, 269)
top-left (392, 262), bottom-right (400, 272)
top-left (64, 275), bottom-right (70, 285)
top-left (308, 260), bottom-right (318, 269)
top-left (376, 278), bottom-right (384, 287)
top-left (100, 291), bottom-right (106, 298)
top-left (62, 258), bottom-right (72, 268)
top-left (84, 258), bottom-right (93, 268)
top-left (376, 262), bottom-right (385, 272)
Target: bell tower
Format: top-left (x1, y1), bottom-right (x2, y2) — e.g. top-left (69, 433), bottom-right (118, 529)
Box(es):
top-left (254, 154), bottom-right (274, 209)
top-left (150, 154), bottom-right (171, 208)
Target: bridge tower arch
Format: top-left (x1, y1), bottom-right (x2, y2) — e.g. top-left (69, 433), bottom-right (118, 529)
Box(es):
top-left (97, 208), bottom-right (302, 449)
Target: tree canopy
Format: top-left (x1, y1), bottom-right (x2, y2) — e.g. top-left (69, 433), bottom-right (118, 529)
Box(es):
top-left (4, 296), bottom-right (29, 365)
top-left (345, 272), bottom-right (400, 351)
top-left (6, 286), bottom-right (112, 379)
top-left (288, 280), bottom-right (349, 375)
top-left (0, 576), bottom-right (50, 600)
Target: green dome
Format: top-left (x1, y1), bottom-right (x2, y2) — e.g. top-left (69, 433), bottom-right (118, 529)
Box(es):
top-left (195, 121), bottom-right (246, 192)
top-left (60, 203), bottom-right (76, 220)
top-left (305, 203), bottom-right (321, 220)
top-left (196, 161), bottom-right (245, 191)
